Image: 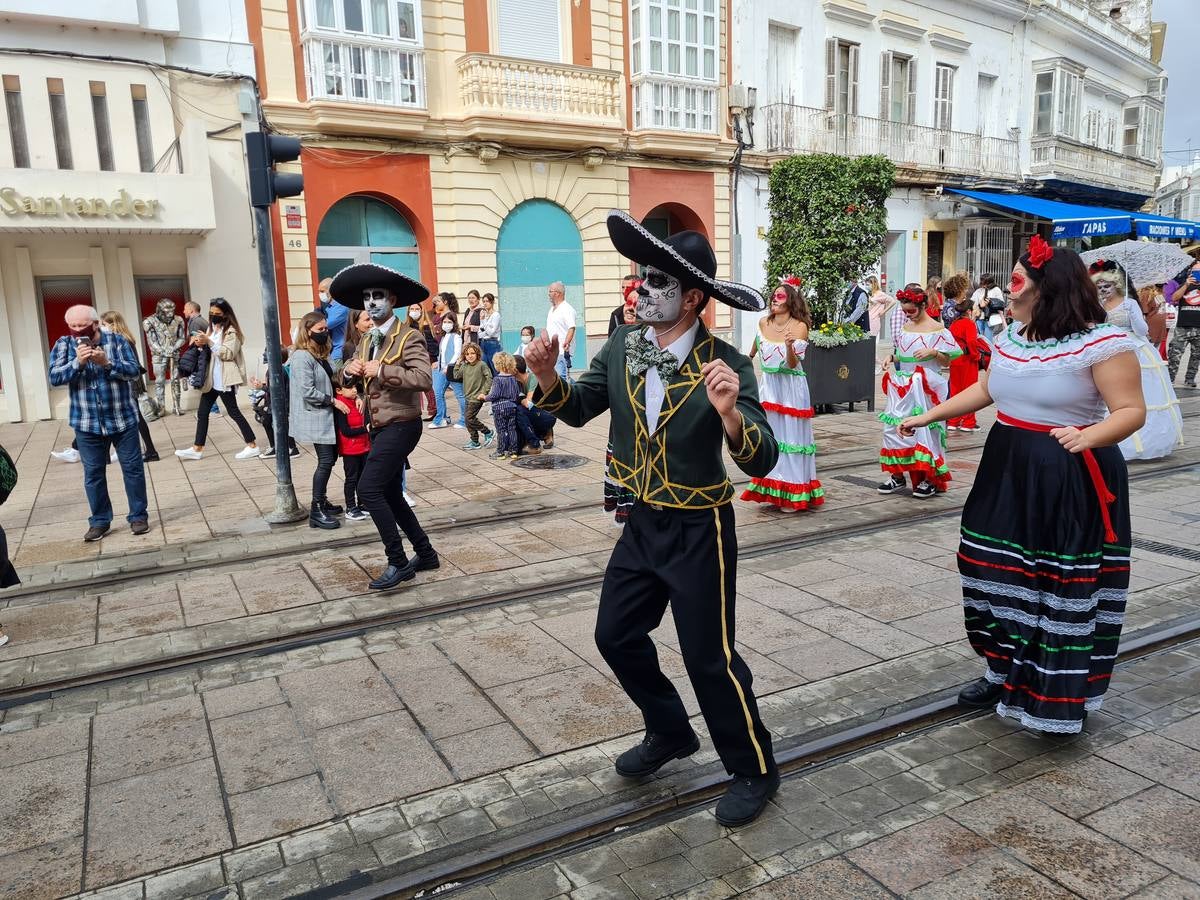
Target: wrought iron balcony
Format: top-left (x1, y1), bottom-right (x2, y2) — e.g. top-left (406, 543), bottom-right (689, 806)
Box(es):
top-left (761, 103), bottom-right (1020, 180)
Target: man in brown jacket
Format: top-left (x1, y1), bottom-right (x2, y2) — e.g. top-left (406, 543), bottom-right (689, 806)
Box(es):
top-left (334, 263), bottom-right (439, 590)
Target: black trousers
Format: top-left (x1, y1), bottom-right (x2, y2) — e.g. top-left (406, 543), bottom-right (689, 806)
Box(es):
top-left (595, 501), bottom-right (775, 777)
top-left (312, 443), bottom-right (337, 503)
top-left (359, 419), bottom-right (433, 567)
top-left (343, 452), bottom-right (367, 509)
top-left (196, 388), bottom-right (256, 446)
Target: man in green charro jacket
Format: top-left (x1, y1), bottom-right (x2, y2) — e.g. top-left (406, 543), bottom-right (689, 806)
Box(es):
top-left (527, 210), bottom-right (781, 826)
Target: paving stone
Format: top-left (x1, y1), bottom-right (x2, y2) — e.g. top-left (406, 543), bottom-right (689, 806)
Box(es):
top-left (0, 835), bottom-right (83, 899)
top-left (1012, 757), bottom-right (1155, 818)
top-left (227, 775), bottom-right (334, 846)
top-left (438, 722), bottom-right (538, 780)
top-left (439, 622), bottom-right (585, 689)
top-left (91, 695), bottom-right (211, 785)
top-left (779, 839), bottom-right (840, 871)
top-left (804, 762), bottom-right (872, 798)
top-left (848, 749), bottom-right (908, 780)
top-left (947, 790), bottom-right (1166, 899)
top-left (371, 828), bottom-right (424, 866)
top-left (543, 774), bottom-right (604, 810)
top-left (875, 771), bottom-right (939, 805)
top-left (730, 817), bottom-right (807, 862)
top-left (210, 704), bottom-right (315, 793)
top-left (611, 826), bottom-right (690, 869)
top-left (401, 788), bottom-right (470, 825)
top-left (905, 853), bottom-right (1078, 900)
top-left (846, 816), bottom-right (995, 893)
top-left (1085, 786), bottom-right (1200, 882)
top-left (722, 863), bottom-right (772, 893)
top-left (143, 858), bottom-right (223, 900)
top-left (1099, 733), bottom-right (1200, 801)
top-left (83, 882), bottom-right (144, 900)
top-left (237, 859), bottom-right (322, 900)
top-left (459, 775), bottom-right (515, 808)
top-left (1127, 876), bottom-right (1200, 899)
top-left (314, 844), bottom-right (381, 884)
top-left (739, 858), bottom-right (893, 899)
top-left (620, 856), bottom-right (705, 900)
top-left (570, 874), bottom-right (639, 900)
top-left (0, 718), bottom-right (89, 769)
top-left (558, 845), bottom-right (628, 888)
top-left (200, 678), bottom-right (283, 719)
top-left (1162, 712), bottom-right (1200, 751)
top-left (221, 843), bottom-right (284, 882)
top-left (347, 806), bottom-right (407, 843)
top-left (0, 751), bottom-right (87, 856)
top-left (438, 808), bottom-right (496, 842)
top-left (489, 861), bottom-right (572, 900)
top-left (375, 651), bottom-right (504, 738)
top-left (314, 710), bottom-right (453, 814)
top-left (767, 637), bottom-right (879, 682)
top-left (909, 755), bottom-right (988, 789)
top-left (667, 811), bottom-right (729, 849)
top-left (280, 822), bottom-right (355, 865)
top-left (783, 802), bottom-right (852, 842)
top-left (684, 838), bottom-right (755, 878)
top-left (278, 657), bottom-right (402, 733)
top-left (86, 759), bottom-right (230, 887)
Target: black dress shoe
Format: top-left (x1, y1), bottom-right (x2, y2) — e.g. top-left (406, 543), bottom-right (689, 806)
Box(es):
top-left (958, 677), bottom-right (1003, 709)
top-left (369, 564), bottom-right (417, 591)
top-left (413, 551), bottom-right (440, 572)
top-left (142, 451), bottom-right (160, 463)
top-left (614, 730), bottom-right (701, 778)
top-left (83, 524), bottom-right (110, 542)
top-left (321, 499), bottom-right (344, 516)
top-left (130, 519), bottom-right (150, 535)
top-left (715, 771), bottom-right (781, 827)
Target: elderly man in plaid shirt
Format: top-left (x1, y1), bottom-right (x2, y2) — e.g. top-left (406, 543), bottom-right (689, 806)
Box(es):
top-left (48, 305), bottom-right (150, 542)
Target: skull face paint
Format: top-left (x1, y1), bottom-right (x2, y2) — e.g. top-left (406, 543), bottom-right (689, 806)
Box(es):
top-left (362, 288), bottom-right (396, 324)
top-left (636, 267), bottom-right (685, 324)
top-left (1008, 271), bottom-right (1027, 295)
top-left (1094, 276), bottom-right (1119, 301)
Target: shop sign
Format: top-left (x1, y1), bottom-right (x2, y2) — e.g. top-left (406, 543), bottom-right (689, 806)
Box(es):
top-left (0, 187), bottom-right (160, 219)
top-left (284, 204), bottom-right (302, 229)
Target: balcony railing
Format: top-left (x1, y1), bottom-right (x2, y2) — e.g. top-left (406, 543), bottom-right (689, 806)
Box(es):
top-left (302, 34), bottom-right (425, 109)
top-left (632, 76), bottom-right (719, 134)
top-left (1030, 136), bottom-right (1160, 196)
top-left (762, 103), bottom-right (1020, 179)
top-left (1039, 0), bottom-right (1151, 58)
top-left (457, 54), bottom-right (622, 127)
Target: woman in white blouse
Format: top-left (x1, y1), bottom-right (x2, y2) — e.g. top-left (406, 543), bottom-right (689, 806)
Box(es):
top-left (479, 292), bottom-right (502, 373)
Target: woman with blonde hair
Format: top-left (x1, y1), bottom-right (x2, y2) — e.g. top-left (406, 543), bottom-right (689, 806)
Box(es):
top-left (100, 310), bottom-right (160, 462)
top-left (290, 310), bottom-right (354, 529)
top-left (741, 278), bottom-right (823, 511)
top-left (867, 275), bottom-right (892, 338)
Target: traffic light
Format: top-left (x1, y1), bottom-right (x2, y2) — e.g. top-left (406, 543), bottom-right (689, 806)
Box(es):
top-left (246, 132), bottom-right (303, 208)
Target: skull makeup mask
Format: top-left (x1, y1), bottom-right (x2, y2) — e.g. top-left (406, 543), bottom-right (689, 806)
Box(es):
top-left (156, 299), bottom-right (176, 323)
top-left (362, 289), bottom-right (396, 324)
top-left (1093, 274), bottom-right (1121, 302)
top-left (636, 267), bottom-right (685, 325)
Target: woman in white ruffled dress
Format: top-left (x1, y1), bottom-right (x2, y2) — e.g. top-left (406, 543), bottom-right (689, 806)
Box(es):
top-left (1091, 262), bottom-right (1183, 460)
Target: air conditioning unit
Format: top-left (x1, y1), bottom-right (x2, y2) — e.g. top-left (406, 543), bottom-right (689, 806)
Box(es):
top-left (729, 84), bottom-right (757, 113)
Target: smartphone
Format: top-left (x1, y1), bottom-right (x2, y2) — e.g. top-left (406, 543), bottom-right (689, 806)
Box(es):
top-left (75, 336), bottom-right (95, 348)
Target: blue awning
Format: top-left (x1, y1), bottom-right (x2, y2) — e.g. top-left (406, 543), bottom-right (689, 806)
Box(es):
top-left (947, 189), bottom-right (1198, 241)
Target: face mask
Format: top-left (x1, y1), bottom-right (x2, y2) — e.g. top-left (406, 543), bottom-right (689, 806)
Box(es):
top-left (409, 309), bottom-right (421, 321)
top-left (319, 292), bottom-right (329, 304)
top-left (637, 267), bottom-right (685, 325)
top-left (520, 334), bottom-right (533, 345)
top-left (210, 314), bottom-right (225, 326)
top-left (99, 325), bottom-right (113, 334)
top-left (311, 331), bottom-right (330, 346)
top-left (442, 321), bottom-right (455, 333)
top-left (69, 326), bottom-right (94, 339)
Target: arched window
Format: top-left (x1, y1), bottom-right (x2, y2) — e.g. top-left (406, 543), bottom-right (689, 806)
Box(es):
top-left (316, 196), bottom-right (420, 281)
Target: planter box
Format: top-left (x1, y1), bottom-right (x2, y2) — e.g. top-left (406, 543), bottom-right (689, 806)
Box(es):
top-left (806, 338), bottom-right (876, 412)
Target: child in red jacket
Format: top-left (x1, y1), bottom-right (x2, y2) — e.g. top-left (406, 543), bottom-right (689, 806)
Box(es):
top-left (335, 384), bottom-right (372, 520)
top-left (945, 276), bottom-right (982, 431)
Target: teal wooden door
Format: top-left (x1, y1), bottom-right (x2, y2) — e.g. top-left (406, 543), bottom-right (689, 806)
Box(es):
top-left (496, 200), bottom-right (585, 364)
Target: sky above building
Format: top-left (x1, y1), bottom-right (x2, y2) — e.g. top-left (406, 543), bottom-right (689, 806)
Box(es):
top-left (1157, 0), bottom-right (1199, 164)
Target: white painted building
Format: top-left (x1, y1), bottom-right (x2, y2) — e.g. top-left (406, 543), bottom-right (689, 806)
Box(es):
top-left (1153, 161), bottom-right (1200, 227)
top-left (731, 0), bottom-right (1167, 338)
top-left (0, 1), bottom-right (260, 422)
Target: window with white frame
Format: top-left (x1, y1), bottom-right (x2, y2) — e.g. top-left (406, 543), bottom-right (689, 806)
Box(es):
top-left (933, 64), bottom-right (955, 131)
top-left (1123, 98), bottom-right (1163, 161)
top-left (880, 52), bottom-right (914, 124)
top-left (824, 38), bottom-right (859, 116)
top-left (1031, 62), bottom-right (1082, 139)
top-left (301, 0), bottom-right (424, 108)
top-left (630, 0), bottom-right (719, 133)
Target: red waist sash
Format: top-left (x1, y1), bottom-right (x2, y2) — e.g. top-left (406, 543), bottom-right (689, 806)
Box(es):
top-left (996, 411), bottom-right (1118, 543)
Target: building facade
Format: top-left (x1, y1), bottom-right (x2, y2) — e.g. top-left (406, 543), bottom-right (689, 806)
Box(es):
top-left (0, 1), bottom-right (261, 422)
top-left (731, 0), bottom-right (1167, 338)
top-left (1153, 161), bottom-right (1200, 230)
top-left (252, 0), bottom-right (739, 363)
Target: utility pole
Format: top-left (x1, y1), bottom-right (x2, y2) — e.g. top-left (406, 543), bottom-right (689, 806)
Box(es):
top-left (241, 92), bottom-right (307, 524)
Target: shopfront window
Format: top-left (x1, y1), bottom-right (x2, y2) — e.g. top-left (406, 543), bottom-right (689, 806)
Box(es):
top-left (316, 195), bottom-right (420, 281)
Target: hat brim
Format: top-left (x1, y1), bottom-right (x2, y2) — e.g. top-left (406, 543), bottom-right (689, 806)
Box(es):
top-left (606, 210), bottom-right (765, 312)
top-left (329, 263), bottom-right (430, 310)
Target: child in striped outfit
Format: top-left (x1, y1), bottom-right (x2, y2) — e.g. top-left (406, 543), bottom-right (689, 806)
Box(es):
top-left (487, 353), bottom-right (541, 459)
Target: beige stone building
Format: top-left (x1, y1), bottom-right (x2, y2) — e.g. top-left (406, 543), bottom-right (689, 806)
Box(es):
top-left (253, 0), bottom-right (738, 363)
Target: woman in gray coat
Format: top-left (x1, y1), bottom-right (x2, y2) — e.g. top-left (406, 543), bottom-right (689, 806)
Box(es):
top-left (290, 311), bottom-right (351, 529)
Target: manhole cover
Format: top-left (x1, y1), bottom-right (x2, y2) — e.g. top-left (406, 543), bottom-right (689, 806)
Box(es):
top-left (511, 453), bottom-right (589, 470)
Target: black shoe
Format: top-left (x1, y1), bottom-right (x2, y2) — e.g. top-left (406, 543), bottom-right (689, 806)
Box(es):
top-left (83, 524), bottom-right (110, 542)
top-left (321, 499), bottom-right (344, 516)
top-left (142, 451), bottom-right (160, 463)
top-left (260, 446), bottom-right (276, 459)
top-left (912, 481), bottom-right (937, 499)
top-left (614, 730), bottom-right (701, 778)
top-left (412, 551), bottom-right (440, 572)
top-left (715, 771), bottom-right (781, 827)
top-left (288, 446), bottom-right (301, 458)
top-left (878, 476), bottom-right (906, 494)
top-left (369, 563), bottom-right (416, 591)
top-left (958, 677), bottom-right (1002, 709)
top-left (130, 519), bottom-right (150, 535)
top-left (309, 501), bottom-right (340, 530)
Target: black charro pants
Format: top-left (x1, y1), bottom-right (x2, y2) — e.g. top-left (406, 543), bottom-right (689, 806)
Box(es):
top-left (359, 419), bottom-right (433, 567)
top-left (595, 501), bottom-right (775, 777)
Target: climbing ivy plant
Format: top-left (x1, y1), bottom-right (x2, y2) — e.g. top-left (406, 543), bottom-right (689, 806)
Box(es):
top-left (765, 153), bottom-right (896, 326)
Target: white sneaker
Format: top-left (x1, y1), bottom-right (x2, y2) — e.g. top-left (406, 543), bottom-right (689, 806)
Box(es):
top-left (234, 446), bottom-right (262, 460)
top-left (50, 448), bottom-right (81, 463)
top-left (403, 491), bottom-right (414, 506)
top-left (453, 423), bottom-right (466, 429)
top-left (430, 421), bottom-right (449, 429)
top-left (175, 448), bottom-right (203, 460)
top-left (0, 632), bottom-right (9, 648)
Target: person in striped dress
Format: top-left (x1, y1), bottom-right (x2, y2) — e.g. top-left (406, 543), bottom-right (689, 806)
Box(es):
top-left (899, 238), bottom-right (1144, 734)
top-left (741, 280), bottom-right (823, 511)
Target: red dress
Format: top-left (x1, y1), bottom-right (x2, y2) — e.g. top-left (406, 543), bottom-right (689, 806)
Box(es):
top-left (947, 317), bottom-right (981, 429)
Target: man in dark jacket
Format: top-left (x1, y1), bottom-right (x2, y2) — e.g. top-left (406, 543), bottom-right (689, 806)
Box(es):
top-left (608, 274), bottom-right (641, 335)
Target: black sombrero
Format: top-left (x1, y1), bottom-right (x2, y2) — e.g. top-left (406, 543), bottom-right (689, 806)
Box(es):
top-left (329, 263), bottom-right (430, 310)
top-left (606, 210), bottom-right (765, 312)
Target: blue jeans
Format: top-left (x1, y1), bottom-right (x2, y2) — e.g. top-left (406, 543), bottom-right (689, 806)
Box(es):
top-left (76, 426), bottom-right (148, 528)
top-left (480, 338), bottom-right (502, 373)
top-left (432, 367), bottom-right (467, 426)
top-left (554, 352), bottom-right (571, 383)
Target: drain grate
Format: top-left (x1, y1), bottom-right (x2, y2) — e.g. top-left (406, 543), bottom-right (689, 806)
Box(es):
top-left (836, 474), bottom-right (885, 490)
top-left (1132, 538), bottom-right (1200, 562)
top-left (510, 453), bottom-right (589, 470)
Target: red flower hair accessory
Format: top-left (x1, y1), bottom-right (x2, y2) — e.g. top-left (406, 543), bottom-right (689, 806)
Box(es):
top-left (896, 288), bottom-right (926, 304)
top-left (1026, 235), bottom-right (1054, 269)
top-left (780, 275), bottom-right (803, 287)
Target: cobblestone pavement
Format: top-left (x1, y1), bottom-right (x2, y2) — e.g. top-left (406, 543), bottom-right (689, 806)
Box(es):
top-left (0, 456), bottom-right (1197, 897)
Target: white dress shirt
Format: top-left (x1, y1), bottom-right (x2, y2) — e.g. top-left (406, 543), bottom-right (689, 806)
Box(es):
top-left (644, 320), bottom-right (699, 434)
top-left (369, 316), bottom-right (397, 359)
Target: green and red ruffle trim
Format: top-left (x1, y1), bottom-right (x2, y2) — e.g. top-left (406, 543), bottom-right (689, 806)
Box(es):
top-left (879, 445), bottom-right (951, 490)
top-left (741, 477), bottom-right (825, 510)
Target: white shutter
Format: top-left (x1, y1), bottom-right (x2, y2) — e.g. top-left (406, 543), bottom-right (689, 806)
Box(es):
top-left (497, 0), bottom-right (561, 63)
top-left (906, 58), bottom-right (917, 124)
top-left (848, 43), bottom-right (860, 115)
top-left (824, 38), bottom-right (837, 110)
top-left (879, 51), bottom-right (892, 120)
top-left (768, 24), bottom-right (798, 105)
